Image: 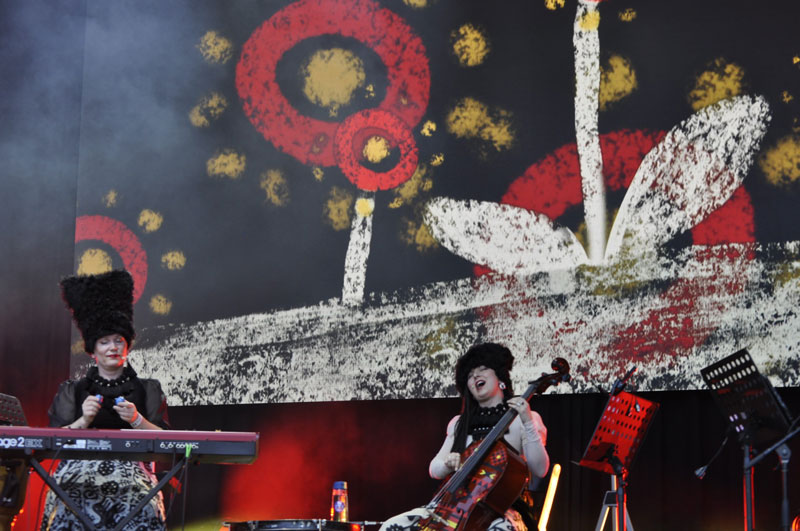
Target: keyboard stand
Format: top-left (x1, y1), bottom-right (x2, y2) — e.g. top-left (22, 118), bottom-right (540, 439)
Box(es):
top-left (27, 450), bottom-right (188, 531)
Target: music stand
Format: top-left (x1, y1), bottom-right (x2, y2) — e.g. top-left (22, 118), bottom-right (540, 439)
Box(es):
top-left (701, 348), bottom-right (798, 531)
top-left (579, 391), bottom-right (660, 531)
top-left (0, 394), bottom-right (27, 426)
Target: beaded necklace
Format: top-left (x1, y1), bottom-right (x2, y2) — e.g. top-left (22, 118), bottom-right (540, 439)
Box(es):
top-left (468, 402), bottom-right (509, 441)
top-left (86, 365), bottom-right (137, 394)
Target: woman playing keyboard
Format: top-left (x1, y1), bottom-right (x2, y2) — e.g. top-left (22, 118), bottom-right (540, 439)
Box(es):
top-left (43, 269), bottom-right (169, 530)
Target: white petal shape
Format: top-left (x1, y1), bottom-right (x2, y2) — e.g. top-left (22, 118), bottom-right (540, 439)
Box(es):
top-left (605, 95), bottom-right (771, 261)
top-left (424, 197), bottom-right (588, 275)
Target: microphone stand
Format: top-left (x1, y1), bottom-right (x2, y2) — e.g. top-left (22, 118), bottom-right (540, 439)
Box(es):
top-left (743, 425), bottom-right (800, 531)
top-left (700, 349), bottom-right (798, 531)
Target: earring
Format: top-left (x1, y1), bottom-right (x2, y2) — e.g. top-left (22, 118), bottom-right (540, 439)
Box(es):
top-left (499, 382), bottom-right (506, 390)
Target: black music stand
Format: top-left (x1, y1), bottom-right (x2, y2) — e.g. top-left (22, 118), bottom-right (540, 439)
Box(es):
top-left (579, 391), bottom-right (660, 531)
top-left (701, 348), bottom-right (799, 531)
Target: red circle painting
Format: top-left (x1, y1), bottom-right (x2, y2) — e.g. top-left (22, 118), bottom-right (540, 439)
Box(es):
top-left (236, 0), bottom-right (430, 167)
top-left (334, 109), bottom-right (418, 191)
top-left (75, 215), bottom-right (148, 303)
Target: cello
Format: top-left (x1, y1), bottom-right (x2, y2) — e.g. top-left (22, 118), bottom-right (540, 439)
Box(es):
top-left (419, 358), bottom-right (571, 531)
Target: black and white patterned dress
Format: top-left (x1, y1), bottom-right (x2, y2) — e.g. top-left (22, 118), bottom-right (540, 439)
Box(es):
top-left (41, 365), bottom-right (169, 530)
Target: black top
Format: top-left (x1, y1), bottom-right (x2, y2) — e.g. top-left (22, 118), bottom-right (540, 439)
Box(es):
top-left (47, 365), bottom-right (169, 429)
top-left (468, 402), bottom-right (509, 441)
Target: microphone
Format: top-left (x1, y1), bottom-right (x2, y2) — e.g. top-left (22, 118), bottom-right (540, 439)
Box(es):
top-left (695, 427), bottom-right (732, 480)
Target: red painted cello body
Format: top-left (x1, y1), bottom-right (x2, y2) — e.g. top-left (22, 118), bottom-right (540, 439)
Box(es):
top-left (419, 359), bottom-right (570, 531)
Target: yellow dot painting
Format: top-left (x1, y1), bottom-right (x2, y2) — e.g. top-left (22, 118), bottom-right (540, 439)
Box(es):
top-left (544, 0), bottom-right (565, 10)
top-left (759, 135), bottom-right (800, 188)
top-left (363, 136), bottom-right (391, 164)
top-left (451, 24), bottom-right (490, 67)
top-left (138, 209), bottom-right (163, 233)
top-left (103, 190), bottom-right (118, 207)
top-left (688, 58), bottom-right (745, 111)
top-left (260, 169), bottom-right (290, 206)
top-left (355, 197), bottom-right (375, 217)
top-left (446, 97), bottom-right (515, 155)
top-left (599, 54), bottom-right (637, 111)
top-left (781, 91), bottom-right (794, 104)
top-left (302, 48), bottom-right (366, 117)
top-left (149, 294), bottom-right (173, 316)
top-left (324, 186), bottom-right (354, 231)
top-left (430, 153), bottom-right (444, 167)
top-left (579, 11), bottom-right (600, 31)
top-left (207, 149), bottom-right (246, 179)
top-left (389, 164), bottom-right (433, 209)
top-left (421, 121), bottom-right (437, 137)
top-left (161, 251), bottom-right (187, 271)
top-left (402, 0), bottom-right (428, 8)
top-left (190, 92), bottom-right (228, 127)
top-left (312, 166), bottom-right (325, 181)
top-left (78, 249), bottom-right (112, 276)
top-left (197, 31), bottom-right (234, 64)
top-left (401, 218), bottom-right (438, 252)
top-left (618, 8), bottom-right (637, 22)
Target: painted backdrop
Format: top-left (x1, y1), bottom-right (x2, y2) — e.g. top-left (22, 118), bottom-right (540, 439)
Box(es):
top-left (63, 0), bottom-right (800, 405)
top-left (4, 0), bottom-right (799, 528)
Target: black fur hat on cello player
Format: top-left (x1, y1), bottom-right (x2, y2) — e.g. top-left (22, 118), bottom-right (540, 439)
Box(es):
top-left (452, 342), bottom-right (515, 453)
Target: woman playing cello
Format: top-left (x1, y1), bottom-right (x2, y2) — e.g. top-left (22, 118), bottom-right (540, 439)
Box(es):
top-left (381, 342), bottom-right (549, 531)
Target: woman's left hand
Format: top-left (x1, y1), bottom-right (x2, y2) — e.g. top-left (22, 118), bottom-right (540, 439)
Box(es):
top-left (113, 399), bottom-right (139, 424)
top-left (507, 396), bottom-right (533, 426)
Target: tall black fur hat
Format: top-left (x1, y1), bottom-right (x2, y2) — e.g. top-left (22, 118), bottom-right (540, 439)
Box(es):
top-left (60, 270), bottom-right (135, 353)
top-left (455, 342), bottom-right (514, 397)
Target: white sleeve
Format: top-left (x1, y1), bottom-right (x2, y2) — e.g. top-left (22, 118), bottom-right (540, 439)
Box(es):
top-left (520, 409), bottom-right (549, 480)
top-left (429, 415), bottom-right (460, 480)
